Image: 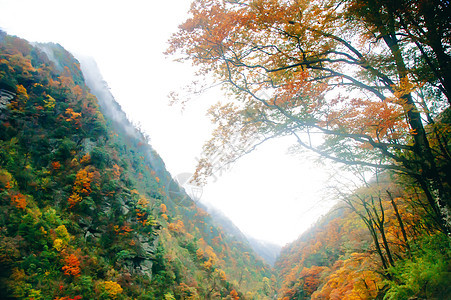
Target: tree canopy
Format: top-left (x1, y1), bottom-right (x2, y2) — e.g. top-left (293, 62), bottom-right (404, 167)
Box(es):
top-left (167, 0), bottom-right (451, 230)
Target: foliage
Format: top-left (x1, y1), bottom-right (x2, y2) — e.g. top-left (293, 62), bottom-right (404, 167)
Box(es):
top-left (168, 1), bottom-right (451, 298)
top-left (62, 254), bottom-right (81, 277)
top-left (276, 174), bottom-right (451, 299)
top-left (103, 281), bottom-right (123, 298)
top-left (2, 3), bottom-right (449, 296)
top-left (168, 0), bottom-right (451, 233)
top-left (0, 31), bottom-right (275, 299)
top-left (384, 233), bottom-right (451, 300)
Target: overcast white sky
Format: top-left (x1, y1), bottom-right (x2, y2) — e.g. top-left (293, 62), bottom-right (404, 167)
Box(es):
top-left (0, 0), bottom-right (337, 245)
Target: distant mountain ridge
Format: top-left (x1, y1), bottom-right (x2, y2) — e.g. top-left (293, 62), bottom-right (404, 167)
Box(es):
top-left (198, 201), bottom-right (281, 265)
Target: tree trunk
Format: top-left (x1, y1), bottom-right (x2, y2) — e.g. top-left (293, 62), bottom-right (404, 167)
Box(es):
top-left (382, 32), bottom-right (451, 232)
top-left (386, 190), bottom-right (412, 256)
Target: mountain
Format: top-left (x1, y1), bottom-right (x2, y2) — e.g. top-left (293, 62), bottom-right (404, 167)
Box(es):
top-left (245, 236), bottom-right (281, 267)
top-left (0, 31), bottom-right (276, 299)
top-left (198, 201), bottom-right (281, 266)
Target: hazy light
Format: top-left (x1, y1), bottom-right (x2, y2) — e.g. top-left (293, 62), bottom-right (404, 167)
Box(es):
top-left (0, 0), bottom-right (336, 245)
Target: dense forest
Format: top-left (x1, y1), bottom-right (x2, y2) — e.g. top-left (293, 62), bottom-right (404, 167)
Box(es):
top-left (1, 0), bottom-right (451, 298)
top-left (0, 31), bottom-right (275, 299)
top-left (276, 174), bottom-right (450, 299)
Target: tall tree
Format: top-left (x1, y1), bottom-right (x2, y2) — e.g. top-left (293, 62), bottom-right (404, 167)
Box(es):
top-left (346, 0), bottom-right (451, 104)
top-left (168, 0), bottom-right (451, 229)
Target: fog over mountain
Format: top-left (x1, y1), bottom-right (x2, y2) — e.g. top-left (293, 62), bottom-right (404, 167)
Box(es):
top-left (78, 53), bottom-right (282, 265)
top-left (198, 200), bottom-right (282, 265)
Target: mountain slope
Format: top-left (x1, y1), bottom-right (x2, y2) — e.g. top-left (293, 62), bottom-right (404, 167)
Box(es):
top-left (245, 236), bottom-right (281, 267)
top-left (274, 176), bottom-right (451, 299)
top-left (77, 54), bottom-right (278, 298)
top-left (198, 201), bottom-right (281, 266)
top-left (0, 31), bottom-right (276, 300)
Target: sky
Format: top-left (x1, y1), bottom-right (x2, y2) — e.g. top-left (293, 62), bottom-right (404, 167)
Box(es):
top-left (0, 0), bottom-right (337, 245)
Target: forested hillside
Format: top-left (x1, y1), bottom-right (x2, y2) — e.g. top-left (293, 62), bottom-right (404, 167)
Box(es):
top-left (0, 31), bottom-right (276, 300)
top-left (275, 173), bottom-right (451, 299)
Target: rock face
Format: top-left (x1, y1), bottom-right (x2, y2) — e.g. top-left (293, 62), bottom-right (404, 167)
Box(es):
top-left (0, 82), bottom-right (16, 110)
top-left (135, 233), bottom-right (159, 274)
top-left (0, 89), bottom-right (15, 108)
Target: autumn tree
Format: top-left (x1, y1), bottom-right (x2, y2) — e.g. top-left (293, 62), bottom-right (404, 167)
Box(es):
top-left (62, 254), bottom-right (81, 277)
top-left (68, 168), bottom-right (94, 208)
top-left (103, 281), bottom-right (123, 298)
top-left (168, 0), bottom-right (451, 230)
top-left (340, 184), bottom-right (397, 271)
top-left (345, 0), bottom-right (451, 104)
top-left (10, 193), bottom-right (27, 210)
top-left (230, 289), bottom-right (240, 300)
top-left (311, 253), bottom-right (382, 299)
